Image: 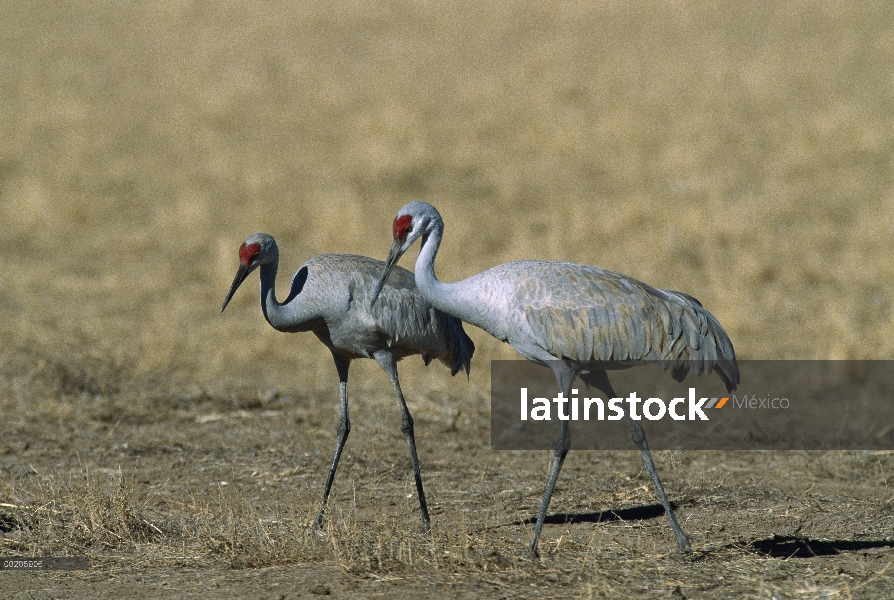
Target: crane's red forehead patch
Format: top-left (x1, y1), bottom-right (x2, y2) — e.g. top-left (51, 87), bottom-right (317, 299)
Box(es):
top-left (393, 214), bottom-right (413, 241)
top-left (239, 242), bottom-right (261, 265)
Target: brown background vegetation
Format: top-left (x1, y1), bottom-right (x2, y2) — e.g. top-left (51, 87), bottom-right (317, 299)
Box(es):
top-left (1, 1), bottom-right (893, 597)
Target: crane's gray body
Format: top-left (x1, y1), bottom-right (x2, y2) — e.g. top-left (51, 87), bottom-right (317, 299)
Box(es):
top-left (422, 259), bottom-right (738, 389)
top-left (261, 252), bottom-right (472, 375)
top-left (222, 233), bottom-right (473, 534)
top-left (375, 201), bottom-right (739, 557)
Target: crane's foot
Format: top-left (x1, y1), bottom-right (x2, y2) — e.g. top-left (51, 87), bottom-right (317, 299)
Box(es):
top-left (309, 513), bottom-right (328, 541)
top-left (675, 534), bottom-right (692, 555)
top-left (523, 543), bottom-right (540, 560)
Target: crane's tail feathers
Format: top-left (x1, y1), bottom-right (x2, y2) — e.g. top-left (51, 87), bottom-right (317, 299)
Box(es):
top-left (666, 358), bottom-right (737, 393)
top-left (716, 366), bottom-right (737, 394)
top-left (655, 289), bottom-right (739, 392)
top-left (634, 292), bottom-right (741, 392)
top-left (702, 308), bottom-right (739, 393)
top-left (670, 363), bottom-right (689, 384)
top-left (442, 315), bottom-right (475, 377)
top-left (667, 289), bottom-right (703, 308)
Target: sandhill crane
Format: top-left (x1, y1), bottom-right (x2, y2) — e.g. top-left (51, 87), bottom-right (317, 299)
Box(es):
top-left (371, 202), bottom-right (738, 557)
top-left (221, 233), bottom-right (474, 533)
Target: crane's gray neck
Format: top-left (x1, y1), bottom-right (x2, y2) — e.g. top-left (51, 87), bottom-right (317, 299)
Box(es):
top-left (258, 260), bottom-right (293, 331)
top-left (414, 221), bottom-right (445, 297)
top-left (414, 221), bottom-right (479, 325)
top-left (258, 259), bottom-right (317, 333)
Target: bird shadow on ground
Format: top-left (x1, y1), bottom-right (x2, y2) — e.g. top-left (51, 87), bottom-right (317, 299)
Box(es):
top-left (741, 534), bottom-right (894, 558)
top-left (528, 502), bottom-right (671, 526)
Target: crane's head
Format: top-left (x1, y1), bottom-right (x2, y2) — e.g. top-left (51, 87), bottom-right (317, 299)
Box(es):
top-left (371, 201), bottom-right (441, 306)
top-left (221, 233), bottom-right (279, 312)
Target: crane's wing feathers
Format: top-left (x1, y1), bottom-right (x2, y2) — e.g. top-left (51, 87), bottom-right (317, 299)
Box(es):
top-left (504, 262), bottom-right (738, 391)
top-left (310, 255), bottom-right (473, 376)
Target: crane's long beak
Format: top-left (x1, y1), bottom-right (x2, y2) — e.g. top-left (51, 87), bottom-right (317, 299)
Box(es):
top-left (371, 240), bottom-right (405, 307)
top-left (221, 263), bottom-right (252, 312)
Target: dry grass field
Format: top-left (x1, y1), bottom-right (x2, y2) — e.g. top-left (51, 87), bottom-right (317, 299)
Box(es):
top-left (2, 1), bottom-right (894, 597)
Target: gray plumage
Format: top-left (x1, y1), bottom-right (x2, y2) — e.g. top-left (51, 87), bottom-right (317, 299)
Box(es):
top-left (222, 233), bottom-right (474, 533)
top-left (373, 202), bottom-right (739, 557)
top-left (458, 260), bottom-right (738, 391)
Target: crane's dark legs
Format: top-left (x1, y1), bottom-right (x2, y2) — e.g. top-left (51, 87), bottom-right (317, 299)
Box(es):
top-left (527, 364), bottom-right (575, 558)
top-left (315, 355), bottom-right (351, 531)
top-left (584, 369), bottom-right (691, 554)
top-left (375, 351), bottom-right (431, 532)
top-left (623, 414), bottom-right (691, 553)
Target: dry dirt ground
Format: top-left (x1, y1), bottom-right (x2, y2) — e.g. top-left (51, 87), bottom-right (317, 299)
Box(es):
top-left (2, 2), bottom-right (894, 598)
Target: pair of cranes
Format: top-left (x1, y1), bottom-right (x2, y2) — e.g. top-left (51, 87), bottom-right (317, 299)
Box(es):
top-left (221, 201), bottom-right (738, 558)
